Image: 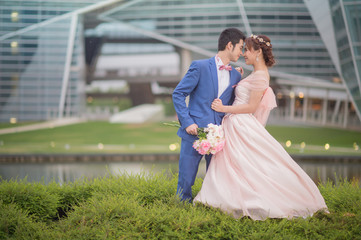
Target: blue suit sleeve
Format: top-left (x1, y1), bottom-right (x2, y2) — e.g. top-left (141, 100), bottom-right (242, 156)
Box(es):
top-left (172, 61), bottom-right (200, 130)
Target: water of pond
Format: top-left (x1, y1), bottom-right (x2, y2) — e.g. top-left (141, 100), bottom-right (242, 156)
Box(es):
top-left (1, 159), bottom-right (361, 184)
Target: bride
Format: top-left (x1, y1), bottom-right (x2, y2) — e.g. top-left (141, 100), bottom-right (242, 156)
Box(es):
top-left (193, 34), bottom-right (328, 220)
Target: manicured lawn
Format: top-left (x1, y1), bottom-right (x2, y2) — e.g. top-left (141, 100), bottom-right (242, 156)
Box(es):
top-left (267, 125), bottom-right (361, 155)
top-left (0, 121), bottom-right (180, 154)
top-left (0, 121), bottom-right (360, 155)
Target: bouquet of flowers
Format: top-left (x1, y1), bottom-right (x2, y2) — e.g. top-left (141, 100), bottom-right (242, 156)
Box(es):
top-left (163, 121), bottom-right (225, 155)
top-left (192, 123), bottom-right (225, 155)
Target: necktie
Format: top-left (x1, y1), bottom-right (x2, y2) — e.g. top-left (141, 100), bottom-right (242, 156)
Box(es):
top-left (219, 65), bottom-right (232, 71)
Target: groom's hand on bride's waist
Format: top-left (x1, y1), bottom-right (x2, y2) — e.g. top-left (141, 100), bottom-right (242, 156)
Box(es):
top-left (186, 124), bottom-right (199, 135)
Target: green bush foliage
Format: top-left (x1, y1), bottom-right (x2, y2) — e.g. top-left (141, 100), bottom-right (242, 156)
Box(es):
top-left (0, 172), bottom-right (360, 239)
top-left (47, 179), bottom-right (94, 217)
top-left (0, 201), bottom-right (46, 239)
top-left (0, 178), bottom-right (59, 221)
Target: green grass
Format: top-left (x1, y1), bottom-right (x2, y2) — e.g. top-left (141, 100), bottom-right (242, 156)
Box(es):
top-left (267, 125), bottom-right (361, 155)
top-left (267, 125), bottom-right (360, 147)
top-left (0, 121), bottom-right (180, 154)
top-left (0, 121), bottom-right (360, 155)
top-left (0, 172), bottom-right (360, 239)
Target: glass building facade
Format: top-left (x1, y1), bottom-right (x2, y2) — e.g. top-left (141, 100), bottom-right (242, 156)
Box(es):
top-left (0, 0), bottom-right (360, 122)
top-left (0, 0), bottom-right (100, 121)
top-left (329, 0), bottom-right (361, 117)
top-left (105, 0), bottom-right (338, 79)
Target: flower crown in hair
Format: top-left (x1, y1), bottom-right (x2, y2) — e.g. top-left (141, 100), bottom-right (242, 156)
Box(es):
top-left (250, 34), bottom-right (271, 47)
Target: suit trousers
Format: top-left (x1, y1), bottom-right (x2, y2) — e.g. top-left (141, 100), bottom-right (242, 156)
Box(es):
top-left (177, 138), bottom-right (212, 202)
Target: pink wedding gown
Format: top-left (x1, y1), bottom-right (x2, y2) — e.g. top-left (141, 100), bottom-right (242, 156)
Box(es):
top-left (193, 71), bottom-right (328, 220)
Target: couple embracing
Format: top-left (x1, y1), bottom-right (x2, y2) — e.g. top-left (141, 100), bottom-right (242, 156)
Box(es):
top-left (172, 28), bottom-right (328, 220)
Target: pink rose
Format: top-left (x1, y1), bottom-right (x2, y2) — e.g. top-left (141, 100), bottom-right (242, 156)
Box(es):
top-left (198, 148), bottom-right (207, 155)
top-left (200, 140), bottom-right (211, 153)
top-left (214, 140), bottom-right (225, 153)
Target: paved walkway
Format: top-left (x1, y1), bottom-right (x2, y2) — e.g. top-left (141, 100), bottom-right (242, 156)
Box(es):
top-left (0, 104), bottom-right (165, 135)
top-left (109, 104), bottom-right (164, 123)
top-left (0, 117), bottom-right (87, 135)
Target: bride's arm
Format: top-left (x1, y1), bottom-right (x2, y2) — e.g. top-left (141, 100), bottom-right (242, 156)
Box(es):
top-left (211, 90), bottom-right (264, 114)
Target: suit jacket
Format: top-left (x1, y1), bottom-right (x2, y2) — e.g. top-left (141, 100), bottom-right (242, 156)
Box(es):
top-left (172, 57), bottom-right (242, 142)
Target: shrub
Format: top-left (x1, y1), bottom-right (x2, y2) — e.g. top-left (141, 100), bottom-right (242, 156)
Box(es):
top-left (55, 192), bottom-right (144, 239)
top-left (0, 201), bottom-right (46, 239)
top-left (0, 178), bottom-right (59, 221)
top-left (318, 177), bottom-right (361, 213)
top-left (0, 172), bottom-right (360, 239)
top-left (90, 171), bottom-right (178, 206)
top-left (47, 179), bottom-right (94, 218)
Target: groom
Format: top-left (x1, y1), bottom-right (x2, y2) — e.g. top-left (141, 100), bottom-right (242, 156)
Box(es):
top-left (172, 28), bottom-right (246, 202)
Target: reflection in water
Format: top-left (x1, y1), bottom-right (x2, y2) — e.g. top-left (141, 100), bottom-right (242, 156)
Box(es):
top-left (0, 160), bottom-right (360, 184)
top-left (298, 161), bottom-right (361, 184)
top-left (0, 162), bottom-right (180, 183)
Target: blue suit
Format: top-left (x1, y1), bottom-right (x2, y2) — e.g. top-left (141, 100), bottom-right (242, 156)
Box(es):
top-left (172, 56), bottom-right (242, 202)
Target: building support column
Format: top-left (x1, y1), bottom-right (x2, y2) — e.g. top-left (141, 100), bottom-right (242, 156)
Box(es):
top-left (178, 48), bottom-right (192, 106)
top-left (128, 82), bottom-right (155, 106)
top-left (322, 89), bottom-right (329, 125)
top-left (290, 94), bottom-right (295, 121)
top-left (179, 48), bottom-right (192, 76)
top-left (331, 99), bottom-right (341, 124)
top-left (302, 94), bottom-right (308, 122)
top-left (343, 98), bottom-right (349, 128)
top-left (58, 14), bottom-right (78, 119)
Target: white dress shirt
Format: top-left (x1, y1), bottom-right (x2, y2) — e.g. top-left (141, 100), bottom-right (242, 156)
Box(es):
top-left (215, 55), bottom-right (230, 98)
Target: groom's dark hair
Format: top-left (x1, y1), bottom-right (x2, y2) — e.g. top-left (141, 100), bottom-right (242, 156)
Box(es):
top-left (218, 28), bottom-right (246, 51)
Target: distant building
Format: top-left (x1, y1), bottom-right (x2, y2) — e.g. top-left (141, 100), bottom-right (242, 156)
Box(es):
top-left (0, 0), bottom-right (360, 129)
